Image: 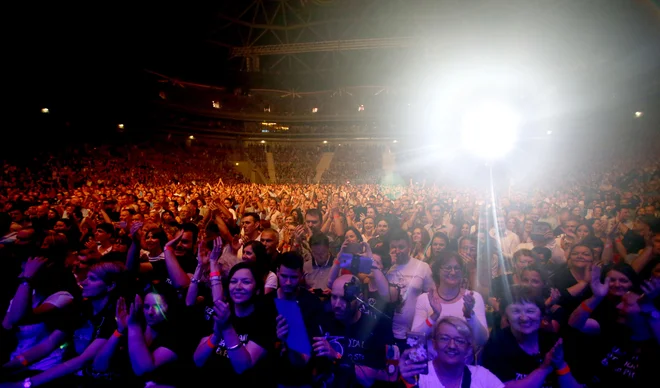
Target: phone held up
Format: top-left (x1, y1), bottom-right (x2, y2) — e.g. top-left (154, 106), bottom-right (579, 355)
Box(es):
top-left (406, 332), bottom-right (429, 375)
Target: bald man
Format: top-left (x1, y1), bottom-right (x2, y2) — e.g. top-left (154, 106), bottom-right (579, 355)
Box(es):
top-left (313, 275), bottom-right (395, 386)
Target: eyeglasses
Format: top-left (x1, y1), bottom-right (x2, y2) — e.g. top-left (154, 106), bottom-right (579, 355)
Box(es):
top-left (436, 335), bottom-right (470, 347)
top-left (439, 266), bottom-right (463, 273)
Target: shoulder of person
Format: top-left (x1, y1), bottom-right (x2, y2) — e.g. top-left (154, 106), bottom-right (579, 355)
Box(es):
top-left (468, 365), bottom-right (505, 387)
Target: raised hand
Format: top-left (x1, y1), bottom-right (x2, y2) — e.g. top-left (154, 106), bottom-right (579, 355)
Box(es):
top-left (165, 230), bottom-right (184, 250)
top-left (428, 288), bottom-right (443, 320)
top-left (590, 264), bottom-right (610, 298)
top-left (209, 237), bottom-right (223, 270)
top-left (116, 297), bottom-right (129, 334)
top-left (463, 291), bottom-right (475, 319)
top-left (127, 295), bottom-right (143, 328)
top-left (399, 348), bottom-right (428, 383)
top-left (22, 256), bottom-right (48, 278)
top-left (212, 299), bottom-right (231, 336)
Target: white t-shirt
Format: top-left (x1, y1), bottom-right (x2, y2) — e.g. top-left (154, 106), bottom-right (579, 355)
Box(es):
top-left (265, 271), bottom-right (278, 290)
top-left (411, 290), bottom-right (488, 336)
top-left (386, 257), bottom-right (434, 339)
top-left (418, 364), bottom-right (504, 388)
top-left (8, 291), bottom-right (74, 371)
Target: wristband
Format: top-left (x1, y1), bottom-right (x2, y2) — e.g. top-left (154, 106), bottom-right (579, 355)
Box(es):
top-left (113, 330), bottom-right (124, 338)
top-left (165, 246), bottom-right (175, 252)
top-left (210, 276), bottom-right (220, 282)
top-left (556, 365), bottom-right (571, 376)
top-left (333, 260), bottom-right (340, 266)
top-left (425, 318), bottom-right (433, 327)
top-left (400, 374), bottom-right (418, 388)
top-left (16, 354), bottom-right (29, 367)
top-left (209, 271), bottom-right (221, 278)
top-left (226, 342), bottom-right (243, 351)
top-left (580, 301), bottom-right (594, 313)
top-left (207, 335), bottom-right (217, 349)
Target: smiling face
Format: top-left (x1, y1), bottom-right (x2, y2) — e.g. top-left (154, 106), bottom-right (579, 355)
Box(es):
top-left (505, 301), bottom-right (541, 336)
top-left (433, 322), bottom-right (471, 366)
top-left (229, 268), bottom-right (257, 305)
top-left (569, 245), bottom-right (593, 269)
top-left (607, 270), bottom-right (633, 297)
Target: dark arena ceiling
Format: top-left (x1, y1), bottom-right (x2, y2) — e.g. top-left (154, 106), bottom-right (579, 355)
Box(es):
top-left (12, 0), bottom-right (660, 139)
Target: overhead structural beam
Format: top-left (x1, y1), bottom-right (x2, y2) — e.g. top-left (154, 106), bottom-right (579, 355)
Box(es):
top-left (230, 37), bottom-right (416, 57)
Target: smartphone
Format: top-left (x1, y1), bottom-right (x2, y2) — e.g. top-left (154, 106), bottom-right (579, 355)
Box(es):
top-left (405, 332), bottom-right (429, 375)
top-left (344, 242), bottom-right (363, 255)
top-left (338, 253), bottom-right (373, 274)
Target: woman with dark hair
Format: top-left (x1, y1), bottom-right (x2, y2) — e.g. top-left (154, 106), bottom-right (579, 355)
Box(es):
top-left (482, 286), bottom-right (583, 388)
top-left (412, 251), bottom-right (489, 347)
top-left (410, 226), bottom-right (430, 261)
top-left (92, 283), bottom-right (181, 386)
top-left (243, 241), bottom-right (277, 294)
top-left (550, 244), bottom-right (597, 313)
top-left (568, 263), bottom-right (640, 335)
top-left (424, 232), bottom-right (450, 266)
top-left (193, 261), bottom-right (277, 387)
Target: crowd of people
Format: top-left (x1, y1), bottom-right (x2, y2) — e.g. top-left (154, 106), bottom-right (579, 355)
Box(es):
top-left (0, 139), bottom-right (659, 388)
top-left (322, 144), bottom-right (385, 185)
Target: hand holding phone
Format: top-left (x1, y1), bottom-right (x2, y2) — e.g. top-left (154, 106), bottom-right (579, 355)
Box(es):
top-left (405, 332), bottom-right (429, 375)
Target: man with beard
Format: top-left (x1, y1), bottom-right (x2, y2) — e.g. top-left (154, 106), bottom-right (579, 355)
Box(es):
top-left (313, 274), bottom-right (393, 387)
top-left (385, 229), bottom-right (434, 350)
top-left (145, 222), bottom-right (198, 289)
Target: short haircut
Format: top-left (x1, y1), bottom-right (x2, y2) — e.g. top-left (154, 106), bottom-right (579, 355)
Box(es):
top-left (277, 251), bottom-right (304, 272)
top-left (499, 285), bottom-right (545, 316)
top-left (306, 208), bottom-right (323, 224)
top-left (387, 229), bottom-right (411, 247)
top-left (242, 212), bottom-right (261, 223)
top-left (309, 232), bottom-right (329, 247)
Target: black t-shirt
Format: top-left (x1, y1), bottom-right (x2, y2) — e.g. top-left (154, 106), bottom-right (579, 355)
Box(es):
top-left (144, 254), bottom-right (197, 288)
top-left (359, 286), bottom-right (395, 326)
top-left (320, 310), bottom-right (393, 387)
top-left (550, 265), bottom-right (592, 315)
top-left (63, 300), bottom-right (117, 357)
top-left (266, 289), bottom-right (325, 386)
top-left (90, 323), bottom-right (182, 387)
top-left (482, 328), bottom-right (558, 388)
top-left (199, 299), bottom-right (278, 387)
top-left (587, 324), bottom-right (659, 388)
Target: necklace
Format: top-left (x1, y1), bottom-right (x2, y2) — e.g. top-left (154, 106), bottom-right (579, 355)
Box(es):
top-left (437, 287), bottom-right (461, 302)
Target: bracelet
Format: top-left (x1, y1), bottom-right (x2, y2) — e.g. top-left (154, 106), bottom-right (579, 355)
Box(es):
top-left (209, 271), bottom-right (221, 278)
top-left (207, 335), bottom-right (218, 349)
top-left (556, 365), bottom-right (571, 376)
top-left (16, 354), bottom-right (29, 367)
top-left (226, 342), bottom-right (243, 351)
top-left (113, 330), bottom-right (124, 338)
top-left (425, 318), bottom-right (433, 327)
top-left (190, 277), bottom-right (200, 284)
top-left (17, 276), bottom-right (32, 286)
top-left (210, 276), bottom-right (220, 282)
top-left (580, 301), bottom-right (594, 313)
top-left (399, 374), bottom-right (418, 388)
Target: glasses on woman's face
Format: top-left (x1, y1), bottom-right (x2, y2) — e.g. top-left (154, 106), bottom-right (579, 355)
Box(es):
top-left (436, 335), bottom-right (469, 347)
top-left (440, 265), bottom-right (462, 274)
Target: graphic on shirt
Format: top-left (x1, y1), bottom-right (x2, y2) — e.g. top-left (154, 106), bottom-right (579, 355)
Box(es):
top-left (600, 345), bottom-right (639, 381)
top-left (323, 333), bottom-right (345, 358)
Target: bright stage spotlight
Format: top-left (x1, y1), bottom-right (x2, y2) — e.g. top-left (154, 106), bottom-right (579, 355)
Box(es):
top-left (460, 99), bottom-right (520, 160)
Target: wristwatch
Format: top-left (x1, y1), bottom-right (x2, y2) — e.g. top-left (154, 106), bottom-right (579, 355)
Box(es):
top-left (23, 378), bottom-right (32, 388)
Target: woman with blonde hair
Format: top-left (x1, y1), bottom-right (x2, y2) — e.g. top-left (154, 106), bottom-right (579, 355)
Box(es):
top-left (401, 316), bottom-right (504, 387)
